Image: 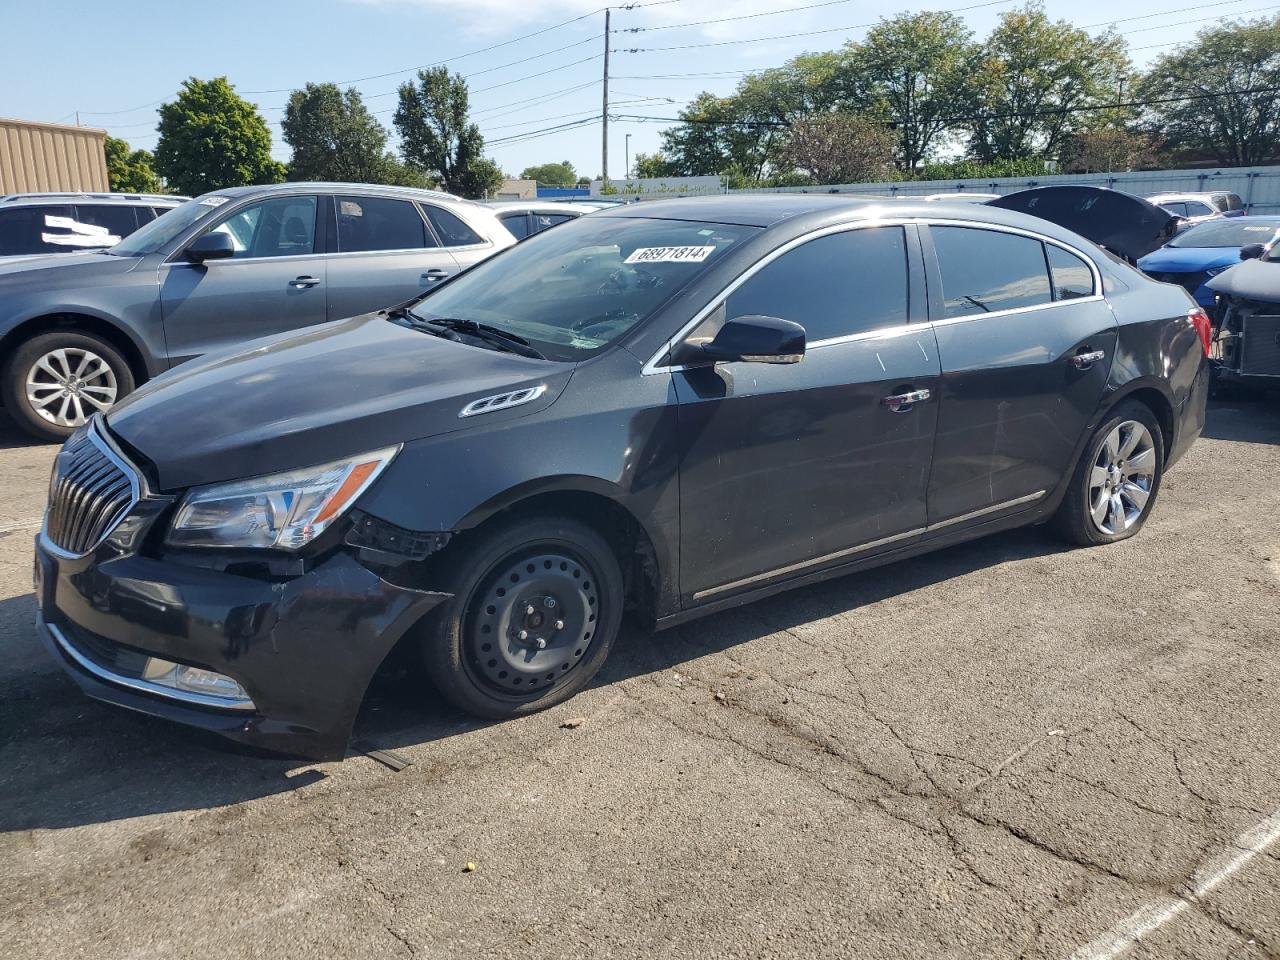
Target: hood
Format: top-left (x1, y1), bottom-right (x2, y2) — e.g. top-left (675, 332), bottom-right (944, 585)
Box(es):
top-left (106, 313), bottom-right (573, 491)
top-left (988, 186), bottom-right (1178, 261)
top-left (1137, 245), bottom-right (1243, 273)
top-left (0, 250), bottom-right (141, 284)
top-left (1205, 258), bottom-right (1280, 301)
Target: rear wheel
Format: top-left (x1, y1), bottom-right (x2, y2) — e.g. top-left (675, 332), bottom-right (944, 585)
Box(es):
top-left (1052, 400), bottom-right (1164, 546)
top-left (419, 515), bottom-right (624, 719)
top-left (2, 331), bottom-right (134, 442)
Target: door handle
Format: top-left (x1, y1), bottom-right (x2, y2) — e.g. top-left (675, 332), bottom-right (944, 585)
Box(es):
top-left (421, 269), bottom-right (450, 281)
top-left (289, 275), bottom-right (321, 289)
top-left (1070, 349), bottom-right (1106, 370)
top-left (882, 388), bottom-right (931, 412)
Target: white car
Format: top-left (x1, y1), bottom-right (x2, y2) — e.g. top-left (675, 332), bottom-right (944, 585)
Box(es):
top-left (1147, 191), bottom-right (1245, 229)
top-left (488, 201), bottom-right (602, 241)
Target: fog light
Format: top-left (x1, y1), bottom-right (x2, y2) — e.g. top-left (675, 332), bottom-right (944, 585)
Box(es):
top-left (142, 657), bottom-right (253, 706)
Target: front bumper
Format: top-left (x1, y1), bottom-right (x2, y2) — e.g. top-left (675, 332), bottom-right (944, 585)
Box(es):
top-left (35, 532), bottom-right (449, 759)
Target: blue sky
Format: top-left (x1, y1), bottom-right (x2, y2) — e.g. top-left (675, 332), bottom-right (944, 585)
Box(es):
top-left (0, 0), bottom-right (1262, 182)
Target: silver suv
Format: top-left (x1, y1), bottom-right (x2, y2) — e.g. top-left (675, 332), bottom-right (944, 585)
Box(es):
top-left (0, 182), bottom-right (515, 440)
top-left (0, 192), bottom-right (186, 260)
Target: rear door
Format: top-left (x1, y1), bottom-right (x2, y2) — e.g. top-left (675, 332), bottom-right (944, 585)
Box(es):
top-left (324, 194), bottom-right (460, 319)
top-left (922, 224), bottom-right (1116, 525)
top-left (421, 203), bottom-right (493, 270)
top-left (158, 194), bottom-right (327, 363)
top-left (674, 224), bottom-right (940, 603)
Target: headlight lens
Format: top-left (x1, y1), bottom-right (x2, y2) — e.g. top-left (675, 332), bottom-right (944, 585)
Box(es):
top-left (166, 446), bottom-right (400, 550)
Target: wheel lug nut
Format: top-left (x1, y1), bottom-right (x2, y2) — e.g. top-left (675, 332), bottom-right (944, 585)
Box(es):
top-left (517, 629), bottom-right (528, 641)
top-left (535, 637), bottom-right (547, 649)
top-left (525, 604), bottom-right (535, 616)
top-left (555, 620), bottom-right (564, 631)
top-left (544, 597), bottom-right (556, 609)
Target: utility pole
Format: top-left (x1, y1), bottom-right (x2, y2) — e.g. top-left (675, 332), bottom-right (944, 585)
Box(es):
top-left (601, 7), bottom-right (610, 190)
top-left (625, 133), bottom-right (631, 181)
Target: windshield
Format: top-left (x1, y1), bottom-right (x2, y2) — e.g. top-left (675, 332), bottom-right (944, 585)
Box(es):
top-left (407, 216), bottom-right (760, 361)
top-left (1168, 219), bottom-right (1280, 249)
top-left (107, 196), bottom-right (226, 256)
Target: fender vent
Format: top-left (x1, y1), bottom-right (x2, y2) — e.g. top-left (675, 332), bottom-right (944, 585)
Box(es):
top-left (458, 384), bottom-right (547, 418)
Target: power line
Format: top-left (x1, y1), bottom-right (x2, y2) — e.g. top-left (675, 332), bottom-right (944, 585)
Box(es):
top-left (1120, 5), bottom-right (1277, 34)
top-left (487, 115), bottom-right (601, 147)
top-left (619, 0), bottom-right (865, 33)
top-left (1083, 0), bottom-right (1269, 27)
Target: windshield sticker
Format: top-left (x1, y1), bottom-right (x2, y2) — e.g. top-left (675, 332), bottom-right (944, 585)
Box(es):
top-left (198, 196), bottom-right (230, 207)
top-left (625, 245), bottom-right (716, 264)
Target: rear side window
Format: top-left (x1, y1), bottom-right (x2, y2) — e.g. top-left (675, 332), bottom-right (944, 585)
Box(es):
top-left (533, 213), bottom-right (573, 234)
top-left (500, 212), bottom-right (531, 241)
top-left (0, 205), bottom-right (72, 255)
top-left (336, 196), bottom-right (434, 252)
top-left (1046, 245), bottom-right (1094, 300)
top-left (75, 204), bottom-right (141, 241)
top-left (1159, 202), bottom-right (1188, 218)
top-left (1186, 201), bottom-right (1215, 217)
top-left (724, 226), bottom-right (909, 342)
top-left (423, 205), bottom-right (483, 246)
top-left (1226, 193), bottom-right (1244, 211)
top-left (932, 226), bottom-right (1052, 318)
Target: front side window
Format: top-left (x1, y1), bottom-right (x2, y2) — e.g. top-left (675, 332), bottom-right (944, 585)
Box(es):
top-left (423, 205), bottom-right (483, 246)
top-left (210, 196), bottom-right (317, 259)
top-left (409, 216), bottom-right (758, 361)
top-left (932, 226), bottom-right (1052, 318)
top-left (336, 195), bottom-right (434, 252)
top-left (1046, 245), bottom-right (1094, 300)
top-left (719, 227), bottom-right (909, 343)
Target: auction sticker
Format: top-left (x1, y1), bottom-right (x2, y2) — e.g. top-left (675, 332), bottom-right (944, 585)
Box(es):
top-left (625, 245), bottom-right (716, 264)
top-left (198, 196), bottom-right (230, 207)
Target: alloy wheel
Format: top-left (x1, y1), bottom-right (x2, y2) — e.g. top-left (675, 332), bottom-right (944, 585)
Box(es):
top-left (24, 347), bottom-right (118, 428)
top-left (1088, 420), bottom-right (1156, 535)
top-left (466, 549), bottom-right (600, 697)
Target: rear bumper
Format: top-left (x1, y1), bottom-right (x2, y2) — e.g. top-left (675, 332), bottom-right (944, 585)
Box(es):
top-left (1168, 360), bottom-right (1210, 470)
top-left (35, 533), bottom-right (449, 759)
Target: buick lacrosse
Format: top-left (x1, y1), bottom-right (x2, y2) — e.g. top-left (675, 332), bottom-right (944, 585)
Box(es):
top-left (35, 195), bottom-right (1210, 758)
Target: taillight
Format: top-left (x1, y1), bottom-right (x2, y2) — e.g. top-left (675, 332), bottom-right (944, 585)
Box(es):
top-left (1189, 307), bottom-right (1212, 357)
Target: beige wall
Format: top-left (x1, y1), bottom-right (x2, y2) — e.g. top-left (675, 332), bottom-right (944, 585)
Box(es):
top-left (0, 118), bottom-right (109, 195)
top-left (495, 178), bottom-right (537, 200)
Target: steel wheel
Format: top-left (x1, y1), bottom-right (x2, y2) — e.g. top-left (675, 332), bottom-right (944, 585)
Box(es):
top-left (24, 347), bottom-right (118, 428)
top-left (464, 549), bottom-right (601, 698)
top-left (1088, 420), bottom-right (1156, 535)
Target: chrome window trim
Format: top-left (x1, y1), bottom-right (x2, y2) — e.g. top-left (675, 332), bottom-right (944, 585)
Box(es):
top-left (641, 217), bottom-right (1102, 376)
top-left (45, 620), bottom-right (256, 712)
top-left (691, 490), bottom-right (1046, 601)
top-left (41, 419), bottom-right (142, 560)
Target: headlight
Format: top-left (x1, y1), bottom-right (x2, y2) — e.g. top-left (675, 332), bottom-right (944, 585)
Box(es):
top-left (167, 446), bottom-right (400, 550)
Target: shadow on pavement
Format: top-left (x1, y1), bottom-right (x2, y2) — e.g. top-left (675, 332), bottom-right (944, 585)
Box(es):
top-left (1201, 393), bottom-right (1280, 444)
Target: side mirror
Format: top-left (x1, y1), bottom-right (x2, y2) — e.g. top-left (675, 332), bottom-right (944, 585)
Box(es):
top-left (701, 315), bottom-right (805, 365)
top-left (185, 231), bottom-right (235, 263)
top-left (1240, 242), bottom-right (1266, 260)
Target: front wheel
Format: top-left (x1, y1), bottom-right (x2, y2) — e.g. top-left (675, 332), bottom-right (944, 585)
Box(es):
top-left (1052, 401), bottom-right (1164, 547)
top-left (2, 331), bottom-right (135, 442)
top-left (420, 515), bottom-right (624, 719)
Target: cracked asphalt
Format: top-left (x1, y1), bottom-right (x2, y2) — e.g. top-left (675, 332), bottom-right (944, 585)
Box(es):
top-left (1, 395), bottom-right (1278, 960)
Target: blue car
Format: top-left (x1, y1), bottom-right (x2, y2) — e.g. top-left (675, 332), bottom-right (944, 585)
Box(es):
top-left (1138, 217), bottom-right (1280, 308)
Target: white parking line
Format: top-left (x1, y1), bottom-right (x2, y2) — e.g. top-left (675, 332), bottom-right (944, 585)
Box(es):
top-left (1070, 808), bottom-right (1280, 959)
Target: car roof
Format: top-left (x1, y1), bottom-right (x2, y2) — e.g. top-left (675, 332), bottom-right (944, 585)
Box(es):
top-left (1147, 192), bottom-right (1234, 201)
top-left (209, 182), bottom-right (482, 207)
top-left (0, 192), bottom-right (186, 205)
top-left (488, 201), bottom-right (599, 214)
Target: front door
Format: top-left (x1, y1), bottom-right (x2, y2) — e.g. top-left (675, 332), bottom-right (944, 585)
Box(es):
top-left (923, 224), bottom-right (1117, 524)
top-left (158, 194), bottom-right (326, 365)
top-left (674, 225), bottom-right (941, 603)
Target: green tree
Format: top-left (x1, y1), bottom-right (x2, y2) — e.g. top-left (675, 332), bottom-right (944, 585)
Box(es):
top-left (154, 77), bottom-right (286, 195)
top-left (282, 82), bottom-right (396, 183)
top-left (778, 113), bottom-right (896, 184)
top-left (1062, 126), bottom-right (1159, 172)
top-left (519, 160), bottom-right (577, 186)
top-left (1138, 16), bottom-right (1280, 166)
top-left (104, 136), bottom-right (164, 193)
top-left (967, 5), bottom-right (1130, 163)
top-left (394, 67), bottom-right (499, 198)
top-left (850, 12), bottom-right (979, 171)
top-left (632, 151), bottom-right (680, 178)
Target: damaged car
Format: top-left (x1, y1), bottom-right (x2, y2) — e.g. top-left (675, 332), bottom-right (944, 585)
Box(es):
top-left (36, 194), bottom-right (1210, 759)
top-left (1205, 243), bottom-right (1280, 387)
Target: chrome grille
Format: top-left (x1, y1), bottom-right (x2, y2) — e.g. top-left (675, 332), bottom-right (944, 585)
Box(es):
top-left (44, 424), bottom-right (139, 555)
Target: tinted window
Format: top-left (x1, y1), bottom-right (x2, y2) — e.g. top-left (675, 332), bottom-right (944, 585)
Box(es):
top-left (423, 205), bottom-right (483, 246)
top-left (75, 205), bottom-right (140, 240)
top-left (1046, 245), bottom-right (1094, 300)
top-left (500, 212), bottom-right (531, 241)
top-left (1226, 193), bottom-right (1244, 211)
top-left (932, 226), bottom-right (1052, 318)
top-left (532, 213), bottom-right (573, 235)
top-left (1186, 201), bottom-right (1215, 217)
top-left (1169, 219), bottom-right (1280, 248)
top-left (336, 195), bottom-right (433, 252)
top-left (722, 227), bottom-right (909, 342)
top-left (1159, 202), bottom-right (1188, 218)
top-left (0, 205), bottom-right (72, 255)
top-left (210, 196), bottom-right (317, 259)
top-left (1211, 195), bottom-right (1230, 212)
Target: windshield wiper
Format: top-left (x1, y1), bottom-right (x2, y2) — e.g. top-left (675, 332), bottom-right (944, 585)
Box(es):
top-left (388, 308), bottom-right (547, 360)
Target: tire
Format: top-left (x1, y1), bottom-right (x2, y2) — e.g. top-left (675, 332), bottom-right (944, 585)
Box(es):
top-left (2, 331), bottom-right (135, 442)
top-left (1052, 400), bottom-right (1164, 547)
top-left (419, 515), bottom-right (625, 720)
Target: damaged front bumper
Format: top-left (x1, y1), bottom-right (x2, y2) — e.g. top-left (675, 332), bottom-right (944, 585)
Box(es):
top-left (35, 531), bottom-right (449, 760)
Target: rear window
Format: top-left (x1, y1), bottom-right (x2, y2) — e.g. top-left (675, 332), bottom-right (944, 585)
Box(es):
top-left (337, 196), bottom-right (435, 252)
top-left (931, 226), bottom-right (1052, 318)
top-left (0, 205), bottom-right (73, 255)
top-left (423, 205), bottom-right (483, 246)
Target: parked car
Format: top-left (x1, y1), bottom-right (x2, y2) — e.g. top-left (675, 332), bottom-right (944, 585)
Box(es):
top-left (914, 192), bottom-right (1002, 203)
top-left (1138, 217), bottom-right (1280, 308)
top-left (34, 194), bottom-right (1209, 759)
top-left (988, 185), bottom-right (1179, 264)
top-left (0, 182), bottom-right (515, 440)
top-left (1147, 191), bottom-right (1245, 229)
top-left (489, 201), bottom-right (600, 241)
top-left (1205, 242), bottom-right (1280, 386)
top-left (0, 192), bottom-right (185, 260)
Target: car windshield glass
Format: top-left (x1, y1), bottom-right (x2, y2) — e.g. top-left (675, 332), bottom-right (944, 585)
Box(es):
top-left (406, 216), bottom-right (759, 361)
top-left (1168, 220), bottom-right (1280, 248)
top-left (107, 197), bottom-right (224, 256)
